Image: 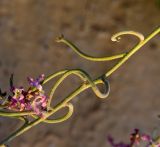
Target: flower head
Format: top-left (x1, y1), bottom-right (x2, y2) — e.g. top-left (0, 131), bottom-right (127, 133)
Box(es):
top-left (1, 74), bottom-right (48, 117)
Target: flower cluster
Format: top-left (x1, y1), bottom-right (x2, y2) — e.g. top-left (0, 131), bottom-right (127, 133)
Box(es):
top-left (0, 74), bottom-right (48, 116)
top-left (108, 129), bottom-right (160, 147)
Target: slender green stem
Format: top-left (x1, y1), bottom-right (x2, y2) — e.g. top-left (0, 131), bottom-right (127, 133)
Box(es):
top-left (47, 69), bottom-right (110, 108)
top-left (1, 27), bottom-right (160, 146)
top-left (43, 70), bottom-right (68, 84)
top-left (106, 27), bottom-right (160, 77)
top-left (0, 121), bottom-right (28, 145)
top-left (0, 78), bottom-right (102, 145)
top-left (0, 111), bottom-right (35, 117)
top-left (31, 103), bottom-right (74, 124)
top-left (46, 69), bottom-right (86, 107)
top-left (56, 35), bottom-right (126, 61)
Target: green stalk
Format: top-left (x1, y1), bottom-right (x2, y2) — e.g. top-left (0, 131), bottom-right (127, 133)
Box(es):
top-left (106, 27), bottom-right (160, 77)
top-left (0, 111), bottom-right (35, 117)
top-left (0, 27), bottom-right (159, 146)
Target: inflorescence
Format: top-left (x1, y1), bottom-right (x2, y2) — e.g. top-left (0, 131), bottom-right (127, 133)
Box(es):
top-left (0, 74), bottom-right (47, 117)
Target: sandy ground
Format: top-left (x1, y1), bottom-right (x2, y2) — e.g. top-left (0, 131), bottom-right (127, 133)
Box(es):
top-left (0, 0), bottom-right (160, 147)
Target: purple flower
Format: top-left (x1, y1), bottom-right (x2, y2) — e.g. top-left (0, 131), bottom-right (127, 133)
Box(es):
top-left (5, 74), bottom-right (48, 116)
top-left (27, 74), bottom-right (45, 90)
top-left (26, 74), bottom-right (47, 115)
top-left (8, 87), bottom-right (28, 111)
top-left (31, 94), bottom-right (47, 116)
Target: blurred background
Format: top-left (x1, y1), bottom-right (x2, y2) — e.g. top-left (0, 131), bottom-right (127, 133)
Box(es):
top-left (0, 0), bottom-right (160, 147)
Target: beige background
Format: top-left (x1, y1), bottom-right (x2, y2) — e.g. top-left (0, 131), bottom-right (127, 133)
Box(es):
top-left (0, 0), bottom-right (160, 147)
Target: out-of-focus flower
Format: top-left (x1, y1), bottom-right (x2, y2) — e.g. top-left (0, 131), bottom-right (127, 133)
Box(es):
top-left (108, 129), bottom-right (160, 147)
top-left (107, 135), bottom-right (130, 147)
top-left (130, 129), bottom-right (141, 145)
